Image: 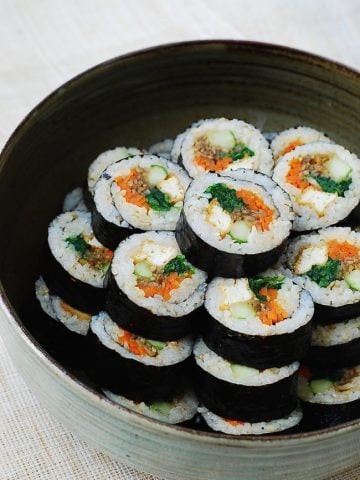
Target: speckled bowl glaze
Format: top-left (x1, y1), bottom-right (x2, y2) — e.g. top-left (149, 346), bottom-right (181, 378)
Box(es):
top-left (0, 41), bottom-right (360, 480)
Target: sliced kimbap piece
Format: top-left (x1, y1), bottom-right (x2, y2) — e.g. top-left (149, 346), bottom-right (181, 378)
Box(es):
top-left (84, 146), bottom-right (142, 210)
top-left (170, 119), bottom-right (204, 164)
top-left (193, 339), bottom-right (299, 423)
top-left (176, 170), bottom-right (293, 278)
top-left (298, 365), bottom-right (360, 429)
top-left (63, 187), bottom-right (88, 213)
top-left (88, 311), bottom-right (193, 402)
top-left (273, 142), bottom-right (360, 231)
top-left (148, 138), bottom-right (174, 161)
top-left (103, 389), bottom-right (198, 424)
top-left (199, 405), bottom-right (302, 435)
top-left (306, 317), bottom-right (360, 368)
top-left (282, 227), bottom-right (360, 323)
top-left (271, 126), bottom-right (332, 163)
top-left (106, 231), bottom-right (207, 340)
top-left (202, 272), bottom-right (313, 369)
top-left (41, 211), bottom-right (113, 314)
top-left (110, 154), bottom-right (190, 231)
top-left (34, 277), bottom-right (91, 365)
top-left (173, 118), bottom-right (273, 178)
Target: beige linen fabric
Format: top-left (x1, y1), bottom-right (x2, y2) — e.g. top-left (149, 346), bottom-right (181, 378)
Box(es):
top-left (0, 0), bottom-right (359, 478)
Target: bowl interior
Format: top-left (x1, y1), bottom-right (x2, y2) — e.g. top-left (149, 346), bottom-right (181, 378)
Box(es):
top-left (1, 40), bottom-right (359, 437)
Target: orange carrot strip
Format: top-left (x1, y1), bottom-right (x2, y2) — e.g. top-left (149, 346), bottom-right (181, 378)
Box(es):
top-left (225, 419), bottom-right (245, 427)
top-left (327, 240), bottom-right (359, 261)
top-left (281, 140), bottom-right (303, 157)
top-left (299, 366), bottom-right (311, 379)
top-left (194, 155), bottom-right (232, 172)
top-left (115, 169), bottom-right (150, 210)
top-left (258, 288), bottom-right (288, 326)
top-left (285, 158), bottom-right (310, 191)
top-left (236, 189), bottom-right (274, 231)
top-left (137, 272), bottom-right (188, 301)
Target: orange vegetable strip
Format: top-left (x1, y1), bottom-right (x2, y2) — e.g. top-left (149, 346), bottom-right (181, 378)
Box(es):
top-left (285, 158), bottom-right (310, 191)
top-left (194, 155), bottom-right (232, 172)
top-left (137, 272), bottom-right (187, 301)
top-left (236, 189), bottom-right (274, 231)
top-left (115, 168), bottom-right (150, 210)
top-left (258, 287), bottom-right (288, 326)
top-left (280, 140), bottom-right (303, 157)
top-left (327, 240), bottom-right (359, 261)
top-left (225, 419), bottom-right (245, 427)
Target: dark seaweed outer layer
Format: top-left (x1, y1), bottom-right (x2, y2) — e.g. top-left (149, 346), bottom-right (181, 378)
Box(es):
top-left (194, 364), bottom-right (298, 423)
top-left (22, 296), bottom-right (90, 368)
top-left (91, 209), bottom-right (136, 251)
top-left (202, 314), bottom-right (312, 369)
top-left (82, 182), bottom-right (95, 212)
top-left (313, 302), bottom-right (360, 325)
top-left (175, 211), bottom-right (287, 278)
top-left (305, 337), bottom-right (360, 369)
top-left (105, 272), bottom-right (202, 341)
top-left (301, 398), bottom-right (360, 430)
top-left (41, 242), bottom-right (105, 314)
top-left (86, 329), bottom-right (191, 402)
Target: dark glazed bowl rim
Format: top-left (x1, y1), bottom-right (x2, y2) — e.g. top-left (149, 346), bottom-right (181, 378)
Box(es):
top-left (1, 40), bottom-right (360, 446)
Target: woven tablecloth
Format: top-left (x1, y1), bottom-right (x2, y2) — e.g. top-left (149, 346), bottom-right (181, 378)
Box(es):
top-left (1, 1), bottom-right (359, 478)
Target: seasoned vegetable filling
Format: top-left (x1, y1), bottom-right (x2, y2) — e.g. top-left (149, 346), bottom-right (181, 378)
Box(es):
top-left (299, 366), bottom-right (359, 396)
top-left (60, 301), bottom-right (92, 322)
top-left (115, 165), bottom-right (184, 212)
top-left (204, 183), bottom-right (275, 243)
top-left (220, 276), bottom-right (288, 326)
top-left (66, 233), bottom-right (113, 272)
top-left (116, 329), bottom-right (167, 357)
top-left (294, 240), bottom-right (360, 288)
top-left (193, 130), bottom-right (255, 172)
top-left (285, 154), bottom-right (352, 215)
top-left (132, 241), bottom-right (195, 300)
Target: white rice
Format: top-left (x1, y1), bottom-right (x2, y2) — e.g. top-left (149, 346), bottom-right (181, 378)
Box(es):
top-left (91, 312), bottom-right (193, 366)
top-left (205, 272), bottom-right (313, 336)
top-left (148, 139), bottom-right (174, 161)
top-left (183, 171), bottom-right (293, 254)
top-left (110, 154), bottom-right (191, 230)
top-left (112, 232), bottom-right (207, 317)
top-left (48, 211), bottom-right (110, 288)
top-left (199, 406), bottom-right (302, 435)
top-left (35, 277), bottom-right (90, 335)
top-left (104, 389), bottom-right (198, 424)
top-left (312, 317), bottom-right (360, 347)
top-left (281, 227), bottom-right (360, 307)
top-left (88, 146), bottom-right (142, 195)
top-left (194, 339), bottom-right (299, 386)
top-left (298, 365), bottom-right (360, 404)
top-left (62, 187), bottom-right (88, 212)
top-left (273, 142), bottom-right (360, 231)
top-left (179, 118), bottom-right (273, 178)
top-left (271, 126), bottom-right (332, 161)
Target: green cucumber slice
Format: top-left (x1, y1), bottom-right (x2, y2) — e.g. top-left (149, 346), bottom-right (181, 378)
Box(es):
top-left (149, 401), bottom-right (173, 416)
top-left (206, 130), bottom-right (236, 150)
top-left (310, 379), bottom-right (333, 394)
top-left (133, 261), bottom-right (153, 279)
top-left (146, 340), bottom-right (166, 351)
top-left (146, 165), bottom-right (168, 186)
top-left (229, 302), bottom-right (257, 320)
top-left (229, 220), bottom-right (251, 243)
top-left (230, 364), bottom-right (260, 380)
top-left (345, 270), bottom-right (360, 291)
top-left (326, 157), bottom-right (351, 182)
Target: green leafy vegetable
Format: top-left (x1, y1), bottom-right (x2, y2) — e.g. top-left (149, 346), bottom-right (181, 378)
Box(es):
top-left (205, 183), bottom-right (245, 212)
top-left (146, 187), bottom-right (172, 212)
top-left (163, 255), bottom-right (195, 275)
top-left (249, 275), bottom-right (285, 301)
top-left (305, 258), bottom-right (340, 288)
top-left (65, 234), bottom-right (90, 257)
top-left (310, 174), bottom-right (352, 197)
top-left (229, 146), bottom-right (255, 161)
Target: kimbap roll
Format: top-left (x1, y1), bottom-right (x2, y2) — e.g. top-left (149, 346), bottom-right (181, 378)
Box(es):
top-left (202, 272), bottom-right (313, 368)
top-left (63, 187), bottom-right (88, 213)
top-left (298, 365), bottom-right (360, 429)
top-left (88, 311), bottom-right (193, 401)
top-left (282, 227), bottom-right (360, 323)
top-left (148, 138), bottom-right (174, 161)
top-left (41, 211), bottom-right (113, 314)
top-left (172, 118), bottom-right (273, 177)
top-left (193, 339), bottom-right (299, 423)
top-left (104, 389), bottom-right (198, 424)
top-left (105, 231), bottom-right (207, 340)
top-left (273, 143), bottom-right (360, 231)
top-left (176, 170), bottom-right (293, 278)
top-left (271, 126), bottom-right (332, 162)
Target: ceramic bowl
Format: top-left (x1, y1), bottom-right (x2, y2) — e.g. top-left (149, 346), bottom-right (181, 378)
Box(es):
top-left (0, 41), bottom-right (359, 480)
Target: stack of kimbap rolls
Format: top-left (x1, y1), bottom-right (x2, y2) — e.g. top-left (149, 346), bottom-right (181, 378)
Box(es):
top-left (32, 117), bottom-right (360, 434)
top-left (282, 227), bottom-right (360, 428)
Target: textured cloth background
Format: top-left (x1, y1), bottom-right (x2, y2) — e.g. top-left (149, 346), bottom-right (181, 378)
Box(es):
top-left (0, 0), bottom-right (359, 478)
